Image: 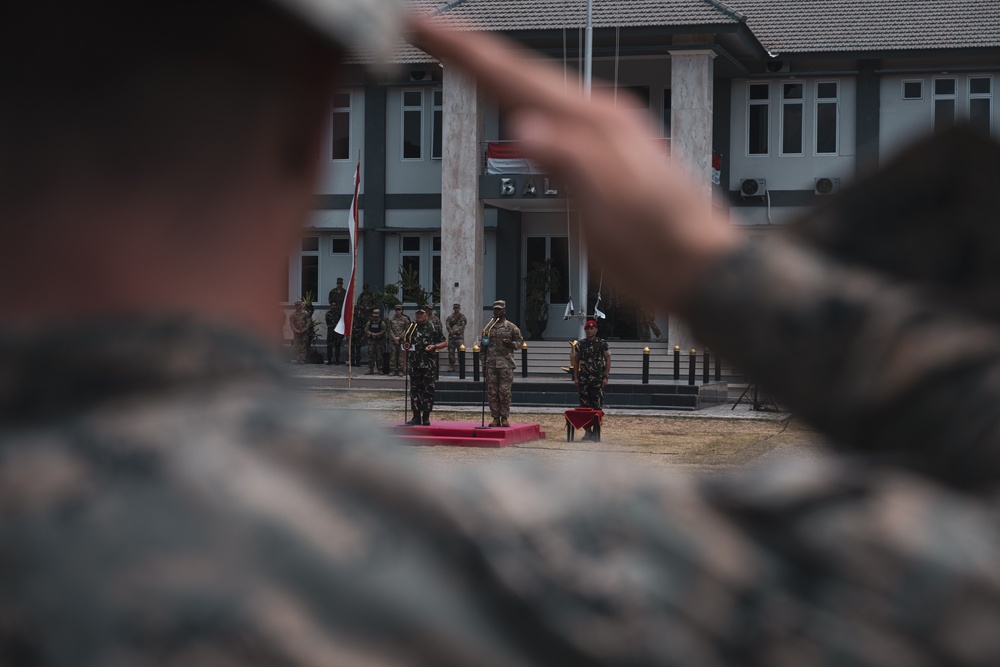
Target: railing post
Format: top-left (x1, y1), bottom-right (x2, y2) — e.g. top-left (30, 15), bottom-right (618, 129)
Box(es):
top-left (688, 348), bottom-right (696, 386)
top-left (673, 345), bottom-right (680, 380)
top-left (521, 341), bottom-right (528, 378)
top-left (473, 345), bottom-right (480, 383)
top-left (459, 344), bottom-right (466, 380)
top-left (703, 348), bottom-right (710, 384)
top-left (642, 346), bottom-right (650, 384)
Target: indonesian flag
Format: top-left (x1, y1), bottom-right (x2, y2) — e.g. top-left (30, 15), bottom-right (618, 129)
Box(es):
top-left (334, 158), bottom-right (360, 336)
top-left (486, 142), bottom-right (542, 175)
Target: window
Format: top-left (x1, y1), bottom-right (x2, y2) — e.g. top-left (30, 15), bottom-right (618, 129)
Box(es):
top-left (402, 90), bottom-right (423, 160)
top-left (933, 77), bottom-right (957, 133)
top-left (969, 76), bottom-right (993, 135)
top-left (815, 81), bottom-right (839, 155)
top-left (330, 92), bottom-right (351, 160)
top-left (331, 237), bottom-right (350, 254)
top-left (398, 234), bottom-right (439, 304)
top-left (662, 88), bottom-right (672, 139)
top-left (747, 83), bottom-right (770, 156)
top-left (299, 236), bottom-right (319, 300)
top-left (525, 236), bottom-right (570, 304)
top-left (432, 89), bottom-right (443, 160)
top-left (902, 80), bottom-right (924, 100)
top-left (780, 82), bottom-right (804, 155)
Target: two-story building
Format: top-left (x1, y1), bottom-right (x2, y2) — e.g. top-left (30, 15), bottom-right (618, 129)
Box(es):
top-left (286, 0), bottom-right (1000, 349)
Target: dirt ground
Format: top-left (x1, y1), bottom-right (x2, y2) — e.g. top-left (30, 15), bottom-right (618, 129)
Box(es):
top-left (305, 389), bottom-right (833, 475)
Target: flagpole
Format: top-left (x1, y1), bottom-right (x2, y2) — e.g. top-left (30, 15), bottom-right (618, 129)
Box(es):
top-left (579, 0), bottom-right (592, 335)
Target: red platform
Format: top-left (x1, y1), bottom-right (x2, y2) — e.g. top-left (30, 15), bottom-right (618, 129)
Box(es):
top-left (392, 421), bottom-right (546, 448)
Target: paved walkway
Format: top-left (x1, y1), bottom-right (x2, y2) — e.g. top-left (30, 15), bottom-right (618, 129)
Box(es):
top-left (287, 363), bottom-right (788, 422)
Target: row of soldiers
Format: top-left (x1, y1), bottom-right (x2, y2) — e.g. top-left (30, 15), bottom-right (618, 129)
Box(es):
top-left (321, 277), bottom-right (468, 373)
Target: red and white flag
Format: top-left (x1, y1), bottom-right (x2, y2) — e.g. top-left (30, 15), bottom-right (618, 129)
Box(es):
top-left (334, 158), bottom-right (360, 336)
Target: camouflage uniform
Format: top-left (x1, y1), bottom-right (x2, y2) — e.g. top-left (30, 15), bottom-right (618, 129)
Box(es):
top-left (356, 287), bottom-right (375, 325)
top-left (365, 313), bottom-right (387, 374)
top-left (288, 306), bottom-right (311, 363)
top-left (445, 307), bottom-right (467, 370)
top-left (483, 318), bottom-right (523, 424)
top-left (403, 319), bottom-right (445, 422)
top-left (325, 304), bottom-right (343, 364)
top-left (575, 336), bottom-right (610, 409)
top-left (386, 309), bottom-right (411, 375)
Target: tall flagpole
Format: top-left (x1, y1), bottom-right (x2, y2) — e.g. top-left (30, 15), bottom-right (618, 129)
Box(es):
top-left (579, 0), bottom-right (592, 337)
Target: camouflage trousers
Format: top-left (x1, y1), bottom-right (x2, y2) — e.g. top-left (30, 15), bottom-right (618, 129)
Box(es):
top-left (409, 366), bottom-right (436, 412)
top-left (448, 338), bottom-right (462, 368)
top-left (293, 333), bottom-right (309, 363)
top-left (578, 376), bottom-right (605, 410)
top-left (486, 365), bottom-right (514, 418)
top-left (367, 342), bottom-right (385, 372)
top-left (326, 333), bottom-right (343, 363)
top-left (388, 341), bottom-right (403, 374)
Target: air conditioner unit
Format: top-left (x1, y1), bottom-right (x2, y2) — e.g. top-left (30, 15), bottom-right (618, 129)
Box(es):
top-left (765, 60), bottom-right (790, 74)
top-left (740, 178), bottom-right (767, 197)
top-left (814, 177), bottom-right (841, 195)
top-left (409, 70), bottom-right (428, 82)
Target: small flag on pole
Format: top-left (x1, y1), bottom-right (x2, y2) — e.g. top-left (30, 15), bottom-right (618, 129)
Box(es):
top-left (334, 158), bottom-right (361, 336)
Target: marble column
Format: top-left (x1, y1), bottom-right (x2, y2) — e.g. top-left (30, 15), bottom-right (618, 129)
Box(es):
top-left (668, 49), bottom-right (715, 352)
top-left (440, 66), bottom-right (484, 352)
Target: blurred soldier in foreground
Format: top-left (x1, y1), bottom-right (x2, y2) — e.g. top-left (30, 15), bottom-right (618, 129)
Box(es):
top-left (481, 299), bottom-right (524, 427)
top-left (402, 306), bottom-right (446, 425)
top-left (445, 302), bottom-right (467, 371)
top-left (386, 304), bottom-right (411, 376)
top-left (6, 2), bottom-right (1000, 666)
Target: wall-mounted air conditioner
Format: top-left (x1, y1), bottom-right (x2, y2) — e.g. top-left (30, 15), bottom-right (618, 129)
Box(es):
top-left (740, 178), bottom-right (767, 197)
top-left (814, 177), bottom-right (841, 195)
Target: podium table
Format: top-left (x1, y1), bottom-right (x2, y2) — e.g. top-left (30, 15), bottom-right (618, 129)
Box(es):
top-left (564, 408), bottom-right (604, 442)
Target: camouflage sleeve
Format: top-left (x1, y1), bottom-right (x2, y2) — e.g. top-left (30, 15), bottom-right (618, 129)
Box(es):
top-left (682, 237), bottom-right (1000, 488)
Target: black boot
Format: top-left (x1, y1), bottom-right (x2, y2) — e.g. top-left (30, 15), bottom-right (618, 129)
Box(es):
top-left (422, 410), bottom-right (431, 426)
top-left (406, 405), bottom-right (422, 426)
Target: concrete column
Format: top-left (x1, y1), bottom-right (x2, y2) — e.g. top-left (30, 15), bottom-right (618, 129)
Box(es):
top-left (668, 49), bottom-right (715, 351)
top-left (440, 66), bottom-right (484, 350)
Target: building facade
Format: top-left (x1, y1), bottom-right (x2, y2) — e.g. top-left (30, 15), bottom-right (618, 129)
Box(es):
top-left (284, 0), bottom-right (1000, 350)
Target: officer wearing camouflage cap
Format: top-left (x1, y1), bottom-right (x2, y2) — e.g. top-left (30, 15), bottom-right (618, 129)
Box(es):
top-left (481, 299), bottom-right (523, 427)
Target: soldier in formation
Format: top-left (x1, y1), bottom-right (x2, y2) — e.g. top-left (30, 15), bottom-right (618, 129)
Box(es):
top-left (356, 282), bottom-right (375, 324)
top-left (445, 302), bottom-right (467, 372)
top-left (288, 299), bottom-right (311, 364)
top-left (402, 306), bottom-right (447, 425)
top-left (386, 304), bottom-right (411, 376)
top-left (325, 297), bottom-right (343, 365)
top-left (365, 308), bottom-right (387, 375)
top-left (482, 299), bottom-right (523, 427)
top-left (573, 318), bottom-right (612, 440)
top-left (329, 276), bottom-right (347, 310)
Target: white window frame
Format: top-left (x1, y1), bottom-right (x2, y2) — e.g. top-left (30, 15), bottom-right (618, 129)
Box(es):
top-left (779, 81), bottom-right (805, 156)
top-left (747, 82), bottom-right (771, 156)
top-left (431, 89), bottom-right (443, 160)
top-left (968, 75), bottom-right (993, 135)
top-left (329, 91), bottom-right (352, 162)
top-left (401, 89), bottom-right (424, 161)
top-left (297, 236), bottom-right (320, 302)
top-left (901, 79), bottom-right (924, 100)
top-left (813, 80), bottom-right (840, 156)
top-left (932, 76), bottom-right (957, 133)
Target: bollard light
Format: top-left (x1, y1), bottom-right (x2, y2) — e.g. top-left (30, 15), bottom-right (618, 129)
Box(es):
top-left (459, 344), bottom-right (466, 380)
top-left (673, 345), bottom-right (680, 381)
top-left (473, 344), bottom-right (480, 383)
top-left (521, 341), bottom-right (528, 378)
top-left (688, 348), bottom-right (696, 386)
top-left (642, 346), bottom-right (651, 384)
